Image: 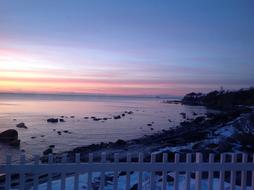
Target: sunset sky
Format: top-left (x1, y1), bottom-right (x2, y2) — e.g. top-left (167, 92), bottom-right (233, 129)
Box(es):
top-left (0, 0), bottom-right (254, 96)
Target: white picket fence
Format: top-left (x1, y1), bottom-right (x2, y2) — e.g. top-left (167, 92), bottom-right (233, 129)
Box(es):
top-left (0, 152), bottom-right (254, 190)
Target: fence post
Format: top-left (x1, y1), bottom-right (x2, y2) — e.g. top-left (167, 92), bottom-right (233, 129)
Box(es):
top-left (195, 153), bottom-right (202, 190)
top-left (185, 153), bottom-right (191, 190)
top-left (219, 153), bottom-right (226, 190)
top-left (208, 154), bottom-right (214, 190)
top-left (230, 153), bottom-right (237, 190)
top-left (126, 153), bottom-right (132, 190)
top-left (173, 153), bottom-right (179, 190)
top-left (138, 153), bottom-right (144, 190)
top-left (61, 154), bottom-right (67, 190)
top-left (162, 153), bottom-right (168, 190)
top-left (150, 153), bottom-right (156, 190)
top-left (87, 153), bottom-right (93, 190)
top-left (113, 153), bottom-right (119, 190)
top-left (74, 153), bottom-right (80, 190)
top-left (241, 153), bottom-right (247, 190)
top-left (100, 152), bottom-right (106, 190)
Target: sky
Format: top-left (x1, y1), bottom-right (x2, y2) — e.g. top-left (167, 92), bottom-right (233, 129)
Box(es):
top-left (0, 0), bottom-right (254, 96)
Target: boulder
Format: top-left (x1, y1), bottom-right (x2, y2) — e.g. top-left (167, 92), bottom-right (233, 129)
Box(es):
top-left (10, 139), bottom-right (20, 147)
top-left (59, 119), bottom-right (65, 122)
top-left (47, 118), bottom-right (58, 123)
top-left (43, 148), bottom-right (52, 155)
top-left (113, 115), bottom-right (121, 119)
top-left (16, 122), bottom-right (27, 129)
top-left (115, 139), bottom-right (127, 146)
top-left (0, 129), bottom-right (18, 142)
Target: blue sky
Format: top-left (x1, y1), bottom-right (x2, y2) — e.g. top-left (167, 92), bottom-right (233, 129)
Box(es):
top-left (0, 0), bottom-right (253, 95)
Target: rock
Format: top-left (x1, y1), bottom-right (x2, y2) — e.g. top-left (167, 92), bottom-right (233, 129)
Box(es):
top-left (70, 116), bottom-right (75, 118)
top-left (47, 118), bottom-right (58, 123)
top-left (16, 122), bottom-right (27, 129)
top-left (218, 140), bottom-right (233, 152)
top-left (59, 119), bottom-right (65, 122)
top-left (180, 112), bottom-right (187, 119)
top-left (84, 117), bottom-right (89, 119)
top-left (150, 128), bottom-right (154, 131)
top-left (43, 148), bottom-right (52, 155)
top-left (168, 119), bottom-right (172, 122)
top-left (147, 124), bottom-right (152, 126)
top-left (193, 112), bottom-right (198, 116)
top-left (122, 113), bottom-right (125, 117)
top-left (49, 145), bottom-right (55, 149)
top-left (114, 115), bottom-right (121, 119)
top-left (0, 129), bottom-right (18, 142)
top-left (31, 136), bottom-right (36, 139)
top-left (9, 139), bottom-right (20, 147)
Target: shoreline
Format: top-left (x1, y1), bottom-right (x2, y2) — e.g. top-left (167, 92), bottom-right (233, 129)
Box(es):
top-left (41, 105), bottom-right (254, 163)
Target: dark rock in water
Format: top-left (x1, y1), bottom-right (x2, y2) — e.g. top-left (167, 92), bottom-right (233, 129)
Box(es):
top-left (127, 111), bottom-right (133, 115)
top-left (0, 129), bottom-right (18, 142)
top-left (49, 145), bottom-right (55, 149)
top-left (59, 119), bottom-right (65, 122)
top-left (60, 116), bottom-right (65, 118)
top-left (13, 119), bottom-right (17, 121)
top-left (193, 112), bottom-right (198, 116)
top-left (9, 139), bottom-right (20, 147)
top-left (93, 118), bottom-right (101, 121)
top-left (114, 115), bottom-right (121, 119)
top-left (70, 116), bottom-right (75, 118)
top-left (43, 148), bottom-right (52, 155)
top-left (147, 124), bottom-right (152, 126)
top-left (150, 128), bottom-right (154, 131)
top-left (115, 139), bottom-right (127, 146)
top-left (168, 119), bottom-right (172, 122)
top-left (122, 113), bottom-right (125, 117)
top-left (84, 117), bottom-right (89, 119)
top-left (103, 118), bottom-right (108, 120)
top-left (40, 135), bottom-right (45, 138)
top-left (180, 112), bottom-right (187, 119)
top-left (31, 136), bottom-right (36, 139)
top-left (57, 131), bottom-right (62, 135)
top-left (16, 122), bottom-right (27, 129)
top-left (47, 118), bottom-right (58, 123)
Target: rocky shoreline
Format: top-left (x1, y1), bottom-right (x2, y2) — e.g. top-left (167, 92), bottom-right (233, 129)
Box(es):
top-left (40, 106), bottom-right (254, 164)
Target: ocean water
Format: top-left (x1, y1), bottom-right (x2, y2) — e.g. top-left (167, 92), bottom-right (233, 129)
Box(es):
top-left (0, 94), bottom-right (212, 163)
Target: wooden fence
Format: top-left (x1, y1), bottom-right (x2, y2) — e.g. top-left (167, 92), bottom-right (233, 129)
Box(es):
top-left (0, 152), bottom-right (254, 190)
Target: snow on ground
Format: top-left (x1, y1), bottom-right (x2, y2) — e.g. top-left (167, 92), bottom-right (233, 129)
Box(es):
top-left (12, 172), bottom-right (251, 190)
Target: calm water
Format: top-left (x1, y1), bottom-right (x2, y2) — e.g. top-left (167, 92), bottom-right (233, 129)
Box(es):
top-left (0, 94), bottom-right (212, 163)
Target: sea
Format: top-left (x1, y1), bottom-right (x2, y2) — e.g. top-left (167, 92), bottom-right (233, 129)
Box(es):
top-left (0, 93), bottom-right (214, 163)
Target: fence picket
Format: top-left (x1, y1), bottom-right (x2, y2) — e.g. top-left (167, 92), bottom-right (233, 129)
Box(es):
top-left (241, 153), bottom-right (247, 190)
top-left (138, 153), bottom-right (144, 190)
top-left (162, 153), bottom-right (168, 190)
top-left (47, 154), bottom-right (53, 190)
top-left (5, 155), bottom-right (11, 190)
top-left (113, 153), bottom-right (119, 190)
top-left (230, 153), bottom-right (237, 190)
top-left (87, 153), bottom-right (93, 190)
top-left (195, 153), bottom-right (202, 190)
top-left (219, 153), bottom-right (226, 190)
top-left (19, 154), bottom-right (25, 190)
top-left (33, 155), bottom-right (40, 190)
top-left (61, 154), bottom-right (67, 190)
top-left (208, 154), bottom-right (214, 190)
top-left (173, 153), bottom-right (180, 190)
top-left (150, 153), bottom-right (156, 190)
top-left (185, 154), bottom-right (191, 190)
top-left (74, 153), bottom-right (80, 190)
top-left (100, 152), bottom-right (106, 190)
top-left (126, 153), bottom-right (132, 190)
